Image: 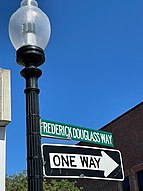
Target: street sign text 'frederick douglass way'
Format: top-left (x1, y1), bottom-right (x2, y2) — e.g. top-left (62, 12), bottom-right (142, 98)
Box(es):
top-left (41, 119), bottom-right (114, 147)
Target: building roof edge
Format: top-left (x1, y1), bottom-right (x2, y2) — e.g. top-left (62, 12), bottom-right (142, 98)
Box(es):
top-left (100, 101), bottom-right (143, 130)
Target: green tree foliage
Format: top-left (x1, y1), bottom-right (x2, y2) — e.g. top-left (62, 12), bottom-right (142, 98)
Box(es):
top-left (44, 179), bottom-right (83, 191)
top-left (6, 171), bottom-right (83, 191)
top-left (6, 170), bottom-right (27, 191)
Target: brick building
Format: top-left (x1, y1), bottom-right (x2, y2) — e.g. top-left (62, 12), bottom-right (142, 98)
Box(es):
top-left (77, 102), bottom-right (143, 191)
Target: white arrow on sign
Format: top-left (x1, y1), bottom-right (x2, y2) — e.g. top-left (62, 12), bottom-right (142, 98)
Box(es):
top-left (100, 151), bottom-right (119, 177)
top-left (49, 151), bottom-right (119, 177)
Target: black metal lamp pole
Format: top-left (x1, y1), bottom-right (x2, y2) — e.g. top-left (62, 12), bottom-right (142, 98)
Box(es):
top-left (9, 1), bottom-right (51, 190)
top-left (16, 45), bottom-right (45, 191)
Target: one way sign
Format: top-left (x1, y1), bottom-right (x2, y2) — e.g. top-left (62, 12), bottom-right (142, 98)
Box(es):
top-left (42, 144), bottom-right (124, 181)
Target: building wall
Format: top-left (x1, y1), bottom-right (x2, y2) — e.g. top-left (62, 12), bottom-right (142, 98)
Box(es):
top-left (103, 103), bottom-right (143, 172)
top-left (77, 179), bottom-right (120, 191)
top-left (77, 102), bottom-right (143, 191)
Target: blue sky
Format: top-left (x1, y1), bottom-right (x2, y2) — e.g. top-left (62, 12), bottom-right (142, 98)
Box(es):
top-left (1, 0), bottom-right (143, 175)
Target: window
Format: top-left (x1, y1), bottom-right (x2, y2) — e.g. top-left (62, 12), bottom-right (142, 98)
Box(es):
top-left (137, 170), bottom-right (143, 191)
top-left (123, 176), bottom-right (130, 191)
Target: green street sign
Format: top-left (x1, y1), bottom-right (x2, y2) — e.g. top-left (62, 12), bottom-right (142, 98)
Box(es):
top-left (41, 119), bottom-right (114, 147)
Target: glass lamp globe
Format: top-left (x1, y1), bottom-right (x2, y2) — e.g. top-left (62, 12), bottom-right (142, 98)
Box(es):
top-left (9, 0), bottom-right (51, 51)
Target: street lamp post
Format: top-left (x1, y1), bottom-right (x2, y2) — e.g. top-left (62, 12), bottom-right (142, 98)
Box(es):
top-left (9, 0), bottom-right (51, 190)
